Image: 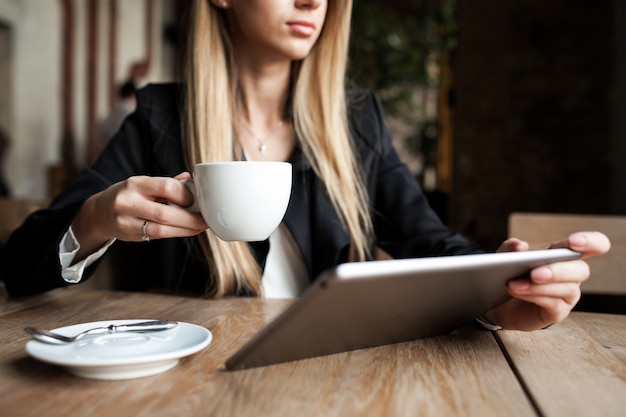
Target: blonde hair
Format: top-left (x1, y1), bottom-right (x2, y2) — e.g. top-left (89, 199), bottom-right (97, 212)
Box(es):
top-left (182, 0), bottom-right (372, 297)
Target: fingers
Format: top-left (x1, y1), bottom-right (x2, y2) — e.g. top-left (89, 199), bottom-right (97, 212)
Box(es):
top-left (132, 197), bottom-right (207, 242)
top-left (509, 258), bottom-right (589, 303)
top-left (174, 171), bottom-right (192, 181)
top-left (97, 175), bottom-right (207, 243)
top-left (503, 257), bottom-right (590, 329)
top-left (509, 278), bottom-right (583, 305)
top-left (497, 238), bottom-right (529, 253)
top-left (494, 230), bottom-right (609, 330)
top-left (546, 231), bottom-right (611, 259)
top-left (536, 258), bottom-right (590, 282)
top-left (125, 175), bottom-right (194, 208)
top-left (507, 281), bottom-right (582, 324)
top-left (503, 231), bottom-right (611, 259)
top-left (139, 217), bottom-right (206, 242)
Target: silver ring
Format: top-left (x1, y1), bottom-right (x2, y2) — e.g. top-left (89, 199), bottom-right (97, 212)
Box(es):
top-left (142, 220), bottom-right (150, 242)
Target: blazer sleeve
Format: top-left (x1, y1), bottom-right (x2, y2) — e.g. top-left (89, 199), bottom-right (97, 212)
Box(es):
top-left (0, 84), bottom-right (184, 296)
top-left (350, 91), bottom-right (483, 258)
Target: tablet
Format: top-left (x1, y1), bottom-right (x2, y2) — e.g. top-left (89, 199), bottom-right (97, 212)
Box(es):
top-left (225, 248), bottom-right (581, 370)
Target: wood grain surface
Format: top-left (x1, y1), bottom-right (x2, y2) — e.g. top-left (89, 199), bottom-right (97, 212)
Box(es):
top-left (1, 288), bottom-right (621, 417)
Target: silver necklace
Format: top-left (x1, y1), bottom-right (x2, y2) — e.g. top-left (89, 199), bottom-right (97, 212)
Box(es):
top-left (240, 120), bottom-right (284, 154)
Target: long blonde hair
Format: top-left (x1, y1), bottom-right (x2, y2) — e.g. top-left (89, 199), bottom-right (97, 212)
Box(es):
top-left (182, 0), bottom-right (372, 297)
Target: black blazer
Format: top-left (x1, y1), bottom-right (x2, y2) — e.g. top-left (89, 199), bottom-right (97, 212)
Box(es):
top-left (0, 84), bottom-right (480, 296)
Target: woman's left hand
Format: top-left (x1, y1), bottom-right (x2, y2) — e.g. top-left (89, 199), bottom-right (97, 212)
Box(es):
top-left (488, 231), bottom-right (611, 330)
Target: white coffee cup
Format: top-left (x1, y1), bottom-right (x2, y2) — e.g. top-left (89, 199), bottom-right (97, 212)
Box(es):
top-left (182, 161), bottom-right (292, 241)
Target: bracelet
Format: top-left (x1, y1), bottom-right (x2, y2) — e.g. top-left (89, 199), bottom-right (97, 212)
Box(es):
top-left (476, 315), bottom-right (503, 331)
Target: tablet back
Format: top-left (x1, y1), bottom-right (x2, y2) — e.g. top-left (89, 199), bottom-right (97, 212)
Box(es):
top-left (225, 249), bottom-right (581, 370)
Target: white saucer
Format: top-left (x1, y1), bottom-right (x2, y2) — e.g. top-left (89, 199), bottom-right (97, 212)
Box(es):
top-left (25, 319), bottom-right (212, 380)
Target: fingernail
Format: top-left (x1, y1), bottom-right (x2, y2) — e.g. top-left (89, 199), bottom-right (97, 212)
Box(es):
top-left (509, 279), bottom-right (531, 291)
top-left (569, 234), bottom-right (588, 247)
top-left (532, 266), bottom-right (553, 282)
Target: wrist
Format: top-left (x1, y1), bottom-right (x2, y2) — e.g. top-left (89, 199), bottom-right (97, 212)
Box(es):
top-left (72, 194), bottom-right (111, 257)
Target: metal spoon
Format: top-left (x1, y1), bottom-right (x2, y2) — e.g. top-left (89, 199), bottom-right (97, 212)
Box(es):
top-left (24, 320), bottom-right (179, 345)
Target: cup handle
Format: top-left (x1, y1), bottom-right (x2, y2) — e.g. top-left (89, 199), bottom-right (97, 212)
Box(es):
top-left (179, 179), bottom-right (200, 213)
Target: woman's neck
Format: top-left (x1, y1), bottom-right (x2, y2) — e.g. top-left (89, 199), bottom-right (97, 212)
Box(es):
top-left (238, 60), bottom-right (291, 126)
top-left (237, 61), bottom-right (295, 162)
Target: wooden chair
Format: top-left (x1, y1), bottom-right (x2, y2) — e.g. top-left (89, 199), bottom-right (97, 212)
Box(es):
top-left (509, 212), bottom-right (626, 314)
top-left (0, 197), bottom-right (45, 244)
top-left (0, 197), bottom-right (114, 291)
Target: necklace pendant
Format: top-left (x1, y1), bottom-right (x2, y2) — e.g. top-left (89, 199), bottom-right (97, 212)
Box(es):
top-left (259, 143), bottom-right (267, 153)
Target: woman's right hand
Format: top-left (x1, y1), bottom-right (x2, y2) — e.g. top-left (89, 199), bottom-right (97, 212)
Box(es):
top-left (71, 172), bottom-right (208, 261)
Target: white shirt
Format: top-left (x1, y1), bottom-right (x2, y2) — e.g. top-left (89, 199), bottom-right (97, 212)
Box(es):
top-left (59, 227), bottom-right (115, 283)
top-left (261, 223), bottom-right (308, 298)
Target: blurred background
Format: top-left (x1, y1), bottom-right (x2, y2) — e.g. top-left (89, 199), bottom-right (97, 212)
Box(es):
top-left (0, 0), bottom-right (624, 251)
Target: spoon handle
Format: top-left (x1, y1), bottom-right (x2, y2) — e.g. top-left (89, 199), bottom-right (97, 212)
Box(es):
top-left (78, 320), bottom-right (178, 339)
top-left (105, 320), bottom-right (179, 334)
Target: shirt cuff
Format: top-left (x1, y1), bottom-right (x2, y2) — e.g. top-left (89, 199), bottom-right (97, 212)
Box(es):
top-left (59, 226), bottom-right (115, 283)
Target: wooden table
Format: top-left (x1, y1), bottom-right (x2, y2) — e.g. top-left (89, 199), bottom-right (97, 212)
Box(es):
top-left (1, 287), bottom-right (625, 417)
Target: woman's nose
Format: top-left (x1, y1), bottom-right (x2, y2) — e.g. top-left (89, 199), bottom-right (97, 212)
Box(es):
top-left (296, 0), bottom-right (323, 10)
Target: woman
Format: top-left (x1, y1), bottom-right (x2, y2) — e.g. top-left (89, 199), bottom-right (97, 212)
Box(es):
top-left (0, 0), bottom-right (610, 331)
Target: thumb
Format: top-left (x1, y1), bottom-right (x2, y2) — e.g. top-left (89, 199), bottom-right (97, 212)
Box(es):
top-left (497, 238), bottom-right (530, 253)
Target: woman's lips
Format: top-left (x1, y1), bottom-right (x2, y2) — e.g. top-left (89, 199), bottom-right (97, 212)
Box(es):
top-left (287, 21), bottom-right (316, 37)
